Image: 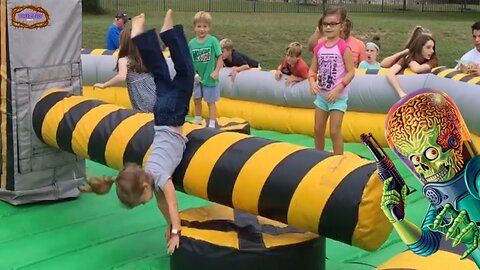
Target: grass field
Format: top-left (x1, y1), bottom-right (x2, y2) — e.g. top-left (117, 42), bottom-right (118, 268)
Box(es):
top-left (83, 11), bottom-right (479, 70)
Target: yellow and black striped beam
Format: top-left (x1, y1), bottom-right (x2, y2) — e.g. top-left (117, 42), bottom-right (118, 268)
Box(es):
top-left (0, 0), bottom-right (14, 191)
top-left (81, 48), bottom-right (170, 58)
top-left (32, 88), bottom-right (392, 251)
top-left (431, 66), bottom-right (480, 85)
top-left (354, 67), bottom-right (417, 75)
top-left (32, 89), bottom-right (248, 169)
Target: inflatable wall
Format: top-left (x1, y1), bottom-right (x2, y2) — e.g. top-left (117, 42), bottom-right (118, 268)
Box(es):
top-left (0, 0), bottom-right (84, 205)
top-left (80, 50), bottom-right (480, 148)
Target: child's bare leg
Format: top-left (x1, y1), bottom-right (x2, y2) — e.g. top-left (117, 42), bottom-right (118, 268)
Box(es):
top-left (329, 110), bottom-right (344, 155)
top-left (160, 9), bottom-right (173, 33)
top-left (208, 103), bottom-right (217, 128)
top-left (314, 108), bottom-right (329, 151)
top-left (194, 99), bottom-right (202, 124)
top-left (131, 13), bottom-right (145, 38)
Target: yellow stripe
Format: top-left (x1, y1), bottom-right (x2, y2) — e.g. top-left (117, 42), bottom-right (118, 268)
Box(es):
top-left (355, 69), bottom-right (367, 75)
top-left (90, 49), bottom-right (106, 56)
top-left (451, 73), bottom-right (469, 81)
top-left (262, 232), bottom-right (319, 248)
top-left (467, 76), bottom-right (480, 85)
top-left (0, 0), bottom-right (7, 188)
top-left (41, 96), bottom-right (94, 148)
top-left (231, 142), bottom-right (303, 214)
top-left (112, 50), bottom-right (119, 56)
top-left (431, 66), bottom-right (444, 73)
top-left (287, 155), bottom-right (371, 234)
top-left (183, 132), bottom-right (246, 199)
top-left (436, 68), bottom-right (455, 78)
top-left (352, 172), bottom-right (392, 251)
top-left (71, 104), bottom-right (121, 158)
top-left (39, 88), bottom-right (65, 101)
top-left (180, 204), bottom-right (234, 223)
top-left (181, 227), bottom-right (239, 249)
top-left (377, 68), bottom-right (390, 75)
top-left (104, 113), bottom-right (153, 169)
top-left (83, 86), bottom-right (132, 109)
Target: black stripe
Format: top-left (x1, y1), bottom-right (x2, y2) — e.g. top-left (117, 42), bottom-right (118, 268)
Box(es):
top-left (123, 120), bottom-right (154, 166)
top-left (443, 70), bottom-right (459, 79)
top-left (88, 109), bottom-right (136, 166)
top-left (103, 50), bottom-right (116, 55)
top-left (207, 137), bottom-right (275, 207)
top-left (431, 66), bottom-right (448, 75)
top-left (318, 163), bottom-right (377, 245)
top-left (366, 69), bottom-right (379, 75)
top-left (180, 209), bottom-right (302, 237)
top-left (4, 26), bottom-right (14, 191)
top-left (32, 91), bottom-right (72, 143)
top-left (234, 210), bottom-right (265, 249)
top-left (56, 99), bottom-right (104, 154)
top-left (258, 149), bottom-right (332, 223)
top-left (172, 128), bottom-right (223, 192)
top-left (81, 48), bottom-right (93, 54)
top-left (459, 74), bottom-right (476, 82)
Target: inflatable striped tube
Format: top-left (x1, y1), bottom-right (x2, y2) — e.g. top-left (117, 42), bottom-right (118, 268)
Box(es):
top-left (32, 88), bottom-right (392, 251)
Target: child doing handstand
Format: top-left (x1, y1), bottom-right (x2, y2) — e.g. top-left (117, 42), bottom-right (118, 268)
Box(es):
top-left (82, 10), bottom-right (194, 255)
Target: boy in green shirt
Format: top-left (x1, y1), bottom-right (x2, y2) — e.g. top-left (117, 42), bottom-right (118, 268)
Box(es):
top-left (188, 11), bottom-right (223, 128)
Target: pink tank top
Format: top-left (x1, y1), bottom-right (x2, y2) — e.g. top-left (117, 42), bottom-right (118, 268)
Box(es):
top-left (313, 39), bottom-right (349, 98)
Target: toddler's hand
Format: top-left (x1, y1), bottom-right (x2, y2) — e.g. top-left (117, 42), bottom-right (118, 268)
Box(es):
top-left (285, 76), bottom-right (296, 86)
top-left (194, 74), bottom-right (202, 84)
top-left (230, 69), bottom-right (238, 81)
top-left (274, 70), bottom-right (282, 80)
top-left (398, 90), bottom-right (407, 98)
top-left (309, 80), bottom-right (320, 95)
top-left (93, 83), bottom-right (105, 89)
top-left (167, 234), bottom-right (180, 255)
top-left (79, 176), bottom-right (114, 194)
top-left (327, 89), bottom-right (339, 103)
top-left (210, 72), bottom-right (219, 81)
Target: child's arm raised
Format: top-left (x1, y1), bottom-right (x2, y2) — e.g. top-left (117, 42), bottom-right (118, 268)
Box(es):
top-left (381, 49), bottom-right (409, 68)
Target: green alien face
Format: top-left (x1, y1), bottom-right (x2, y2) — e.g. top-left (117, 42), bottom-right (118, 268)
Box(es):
top-left (397, 126), bottom-right (456, 183)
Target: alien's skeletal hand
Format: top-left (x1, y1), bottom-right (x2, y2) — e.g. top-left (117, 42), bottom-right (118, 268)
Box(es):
top-left (427, 203), bottom-right (479, 259)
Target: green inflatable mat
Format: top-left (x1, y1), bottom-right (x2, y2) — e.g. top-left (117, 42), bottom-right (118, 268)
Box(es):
top-left (0, 129), bottom-right (429, 270)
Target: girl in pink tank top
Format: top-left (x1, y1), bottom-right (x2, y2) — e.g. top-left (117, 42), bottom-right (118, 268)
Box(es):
top-left (308, 6), bottom-right (355, 155)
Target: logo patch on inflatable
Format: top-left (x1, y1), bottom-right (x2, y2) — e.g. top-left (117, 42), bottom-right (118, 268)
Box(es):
top-left (11, 5), bottom-right (50, 29)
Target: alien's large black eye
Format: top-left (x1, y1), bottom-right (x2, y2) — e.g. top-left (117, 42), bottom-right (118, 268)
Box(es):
top-left (425, 147), bottom-right (439, 161)
top-left (410, 155), bottom-right (420, 165)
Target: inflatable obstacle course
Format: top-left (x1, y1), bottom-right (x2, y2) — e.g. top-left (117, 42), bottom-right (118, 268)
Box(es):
top-left (32, 88), bottom-right (392, 252)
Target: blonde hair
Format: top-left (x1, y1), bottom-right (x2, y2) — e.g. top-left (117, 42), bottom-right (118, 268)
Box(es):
top-left (115, 164), bottom-right (149, 208)
top-left (286, 42), bottom-right (303, 57)
top-left (193, 11), bottom-right (212, 26)
top-left (220, 38), bottom-right (234, 50)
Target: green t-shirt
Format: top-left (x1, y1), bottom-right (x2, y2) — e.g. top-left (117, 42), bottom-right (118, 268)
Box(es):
top-left (188, 35), bottom-right (222, 87)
